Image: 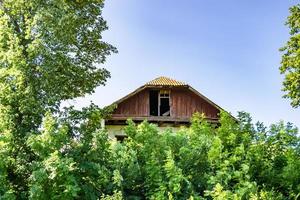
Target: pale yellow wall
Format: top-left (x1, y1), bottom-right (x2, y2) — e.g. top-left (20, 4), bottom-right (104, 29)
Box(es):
top-left (106, 125), bottom-right (127, 139)
top-left (105, 124), bottom-right (185, 139)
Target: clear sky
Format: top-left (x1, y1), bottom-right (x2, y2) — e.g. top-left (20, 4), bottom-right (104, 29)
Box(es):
top-left (68, 0), bottom-right (300, 127)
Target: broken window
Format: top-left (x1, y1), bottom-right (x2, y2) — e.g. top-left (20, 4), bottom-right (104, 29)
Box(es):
top-left (159, 90), bottom-right (170, 116)
top-left (149, 90), bottom-right (170, 117)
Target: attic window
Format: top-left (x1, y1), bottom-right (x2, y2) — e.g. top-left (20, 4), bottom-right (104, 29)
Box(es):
top-left (149, 90), bottom-right (170, 117)
top-left (149, 90), bottom-right (159, 116)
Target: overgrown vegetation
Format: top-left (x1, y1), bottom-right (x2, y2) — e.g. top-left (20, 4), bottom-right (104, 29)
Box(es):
top-left (2, 109), bottom-right (299, 199)
top-left (106, 112), bottom-right (300, 199)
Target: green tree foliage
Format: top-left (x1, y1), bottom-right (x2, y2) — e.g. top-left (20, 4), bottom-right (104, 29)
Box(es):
top-left (108, 112), bottom-right (300, 200)
top-left (2, 105), bottom-right (300, 199)
top-left (27, 106), bottom-right (115, 199)
top-left (280, 4), bottom-right (300, 107)
top-left (30, 111), bottom-right (293, 200)
top-left (0, 0), bottom-right (116, 199)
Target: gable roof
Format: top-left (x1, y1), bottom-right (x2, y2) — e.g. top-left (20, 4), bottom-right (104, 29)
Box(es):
top-left (110, 76), bottom-right (225, 113)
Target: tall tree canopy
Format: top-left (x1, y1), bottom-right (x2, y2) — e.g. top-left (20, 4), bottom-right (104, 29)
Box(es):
top-left (280, 4), bottom-right (300, 107)
top-left (0, 0), bottom-right (116, 198)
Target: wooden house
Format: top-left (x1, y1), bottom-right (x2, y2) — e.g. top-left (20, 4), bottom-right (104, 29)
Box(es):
top-left (104, 76), bottom-right (228, 139)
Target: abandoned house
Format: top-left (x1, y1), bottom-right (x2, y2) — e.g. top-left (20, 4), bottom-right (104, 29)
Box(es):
top-left (104, 76), bottom-right (228, 139)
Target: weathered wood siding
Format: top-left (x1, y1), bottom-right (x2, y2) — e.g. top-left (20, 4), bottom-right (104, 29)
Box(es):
top-left (112, 88), bottom-right (219, 119)
top-left (170, 89), bottom-right (219, 118)
top-left (113, 89), bottom-right (149, 117)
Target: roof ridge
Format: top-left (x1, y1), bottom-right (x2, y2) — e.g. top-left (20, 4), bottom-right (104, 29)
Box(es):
top-left (145, 76), bottom-right (187, 86)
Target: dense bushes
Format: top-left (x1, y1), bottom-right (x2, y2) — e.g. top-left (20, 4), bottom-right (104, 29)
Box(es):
top-left (1, 107), bottom-right (299, 199)
top-left (112, 112), bottom-right (300, 199)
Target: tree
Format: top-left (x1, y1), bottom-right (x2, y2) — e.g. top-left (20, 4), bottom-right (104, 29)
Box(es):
top-left (0, 0), bottom-right (116, 198)
top-left (280, 4), bottom-right (300, 107)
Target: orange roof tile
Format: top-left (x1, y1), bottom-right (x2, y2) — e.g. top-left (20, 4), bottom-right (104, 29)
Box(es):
top-left (145, 76), bottom-right (187, 86)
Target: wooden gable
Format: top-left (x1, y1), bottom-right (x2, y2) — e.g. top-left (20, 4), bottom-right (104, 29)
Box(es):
top-left (107, 77), bottom-right (224, 124)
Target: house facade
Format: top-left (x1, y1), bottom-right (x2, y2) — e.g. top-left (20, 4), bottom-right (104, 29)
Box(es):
top-left (104, 76), bottom-right (226, 139)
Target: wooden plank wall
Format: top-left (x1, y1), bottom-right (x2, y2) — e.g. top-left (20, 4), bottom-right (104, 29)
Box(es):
top-left (113, 89), bottom-right (149, 117)
top-left (113, 88), bottom-right (219, 119)
top-left (170, 89), bottom-right (219, 118)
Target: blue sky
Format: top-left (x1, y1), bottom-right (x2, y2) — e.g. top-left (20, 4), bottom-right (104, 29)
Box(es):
top-left (70, 0), bottom-right (300, 127)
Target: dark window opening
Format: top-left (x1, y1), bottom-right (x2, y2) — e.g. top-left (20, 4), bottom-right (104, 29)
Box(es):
top-left (160, 98), bottom-right (170, 116)
top-left (115, 135), bottom-right (128, 143)
top-left (149, 90), bottom-right (159, 116)
top-left (149, 90), bottom-right (171, 117)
